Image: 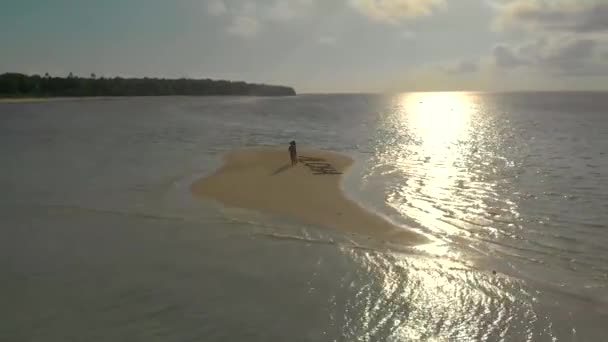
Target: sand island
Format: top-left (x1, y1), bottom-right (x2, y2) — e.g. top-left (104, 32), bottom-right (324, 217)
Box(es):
top-left (191, 147), bottom-right (427, 245)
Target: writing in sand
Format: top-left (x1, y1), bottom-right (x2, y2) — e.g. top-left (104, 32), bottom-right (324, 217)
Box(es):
top-left (299, 156), bottom-right (342, 175)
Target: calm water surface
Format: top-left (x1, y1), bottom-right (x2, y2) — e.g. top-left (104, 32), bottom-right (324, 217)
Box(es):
top-left (1, 93), bottom-right (607, 341)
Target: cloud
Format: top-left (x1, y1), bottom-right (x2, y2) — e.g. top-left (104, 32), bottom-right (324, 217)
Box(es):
top-left (488, 0), bottom-right (608, 78)
top-left (266, 1), bottom-right (297, 21)
top-left (494, 0), bottom-right (608, 33)
top-left (400, 30), bottom-right (416, 39)
top-left (493, 45), bottom-right (526, 68)
top-left (207, 0), bottom-right (227, 16)
top-left (222, 2), bottom-right (259, 38)
top-left (318, 36), bottom-right (337, 45)
top-left (545, 39), bottom-right (597, 69)
top-left (220, 1), bottom-right (314, 37)
top-left (443, 60), bottom-right (479, 74)
top-left (264, 0), bottom-right (315, 21)
top-left (350, 0), bottom-right (446, 25)
top-left (492, 37), bottom-right (608, 76)
top-left (227, 16), bottom-right (260, 38)
top-left (239, 2), bottom-right (258, 16)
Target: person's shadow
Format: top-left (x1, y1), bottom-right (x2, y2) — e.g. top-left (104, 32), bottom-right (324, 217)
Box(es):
top-left (271, 164), bottom-right (291, 176)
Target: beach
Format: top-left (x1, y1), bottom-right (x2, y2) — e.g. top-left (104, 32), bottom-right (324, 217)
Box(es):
top-left (191, 147), bottom-right (427, 246)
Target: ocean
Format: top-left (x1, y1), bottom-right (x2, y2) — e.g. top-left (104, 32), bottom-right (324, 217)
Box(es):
top-left (1, 92), bottom-right (607, 341)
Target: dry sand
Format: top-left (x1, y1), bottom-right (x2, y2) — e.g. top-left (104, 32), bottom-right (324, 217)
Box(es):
top-left (191, 147), bottom-right (427, 245)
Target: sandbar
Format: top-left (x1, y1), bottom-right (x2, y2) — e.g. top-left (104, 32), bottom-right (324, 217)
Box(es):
top-left (191, 147), bottom-right (427, 245)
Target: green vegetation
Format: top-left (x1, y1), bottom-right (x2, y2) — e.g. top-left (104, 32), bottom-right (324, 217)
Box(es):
top-left (0, 73), bottom-right (296, 97)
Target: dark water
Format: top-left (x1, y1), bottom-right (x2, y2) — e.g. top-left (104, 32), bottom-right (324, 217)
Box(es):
top-left (1, 93), bottom-right (607, 341)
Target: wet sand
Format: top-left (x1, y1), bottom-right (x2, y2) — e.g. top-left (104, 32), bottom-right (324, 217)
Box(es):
top-left (191, 147), bottom-right (427, 245)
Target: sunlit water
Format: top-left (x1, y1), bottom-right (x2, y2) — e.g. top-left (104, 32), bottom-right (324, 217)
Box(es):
top-left (1, 93), bottom-right (607, 341)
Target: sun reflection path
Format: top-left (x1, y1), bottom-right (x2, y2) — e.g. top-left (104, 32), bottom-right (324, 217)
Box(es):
top-left (349, 92), bottom-right (540, 340)
top-left (392, 92), bottom-right (480, 238)
top-left (374, 91), bottom-right (522, 257)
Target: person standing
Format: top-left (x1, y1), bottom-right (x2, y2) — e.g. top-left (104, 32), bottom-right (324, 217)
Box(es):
top-left (289, 141), bottom-right (298, 166)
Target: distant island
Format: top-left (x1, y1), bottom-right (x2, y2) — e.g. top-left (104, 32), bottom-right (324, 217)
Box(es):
top-left (0, 73), bottom-right (296, 98)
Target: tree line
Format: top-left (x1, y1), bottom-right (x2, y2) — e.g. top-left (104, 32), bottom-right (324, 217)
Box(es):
top-left (0, 73), bottom-right (296, 97)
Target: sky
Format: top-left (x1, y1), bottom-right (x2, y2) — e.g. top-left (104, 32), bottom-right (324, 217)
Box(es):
top-left (1, 0), bottom-right (607, 93)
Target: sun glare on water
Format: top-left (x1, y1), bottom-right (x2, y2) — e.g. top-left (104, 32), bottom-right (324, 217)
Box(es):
top-left (375, 91), bottom-right (506, 256)
top-left (399, 91), bottom-right (475, 149)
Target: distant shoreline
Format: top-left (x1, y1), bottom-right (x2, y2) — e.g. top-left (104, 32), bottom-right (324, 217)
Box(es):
top-left (0, 97), bottom-right (112, 104)
top-left (0, 73), bottom-right (297, 98)
top-left (0, 95), bottom-right (295, 104)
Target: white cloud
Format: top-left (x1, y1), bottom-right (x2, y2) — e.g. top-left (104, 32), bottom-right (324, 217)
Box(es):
top-left (318, 36), bottom-right (337, 45)
top-left (207, 0), bottom-right (227, 16)
top-left (227, 16), bottom-right (260, 38)
top-left (350, 0), bottom-right (446, 25)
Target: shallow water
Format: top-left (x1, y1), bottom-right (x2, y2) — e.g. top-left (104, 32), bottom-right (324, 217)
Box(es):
top-left (1, 93), bottom-right (607, 341)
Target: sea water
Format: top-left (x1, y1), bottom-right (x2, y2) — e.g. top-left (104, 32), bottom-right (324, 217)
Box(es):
top-left (1, 93), bottom-right (607, 341)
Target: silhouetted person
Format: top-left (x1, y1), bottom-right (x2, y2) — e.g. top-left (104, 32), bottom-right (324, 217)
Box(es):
top-left (289, 141), bottom-right (298, 166)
